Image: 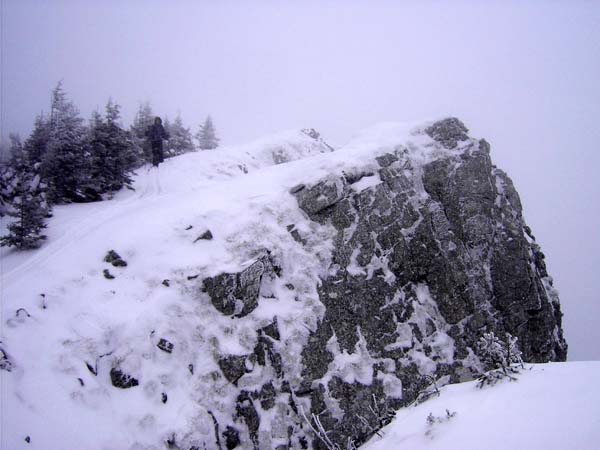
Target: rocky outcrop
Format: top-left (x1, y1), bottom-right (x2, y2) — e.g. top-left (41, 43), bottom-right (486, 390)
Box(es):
top-left (424, 117), bottom-right (469, 149)
top-left (192, 119), bottom-right (566, 449)
top-left (289, 118), bottom-right (566, 448)
top-left (202, 250), bottom-right (277, 318)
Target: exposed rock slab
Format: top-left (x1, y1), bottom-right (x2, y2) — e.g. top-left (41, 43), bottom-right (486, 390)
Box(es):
top-left (202, 251), bottom-right (276, 318)
top-left (289, 118), bottom-right (567, 448)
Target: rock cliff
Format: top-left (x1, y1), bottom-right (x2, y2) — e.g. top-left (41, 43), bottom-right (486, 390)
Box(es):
top-left (200, 118), bottom-right (566, 449)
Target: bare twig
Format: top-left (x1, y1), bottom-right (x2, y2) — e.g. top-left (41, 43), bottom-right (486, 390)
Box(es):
top-left (207, 410), bottom-right (223, 450)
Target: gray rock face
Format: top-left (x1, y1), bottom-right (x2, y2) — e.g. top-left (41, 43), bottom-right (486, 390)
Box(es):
top-left (194, 119), bottom-right (566, 449)
top-left (295, 177), bottom-right (348, 215)
top-left (291, 119), bottom-right (566, 448)
top-left (425, 117), bottom-right (469, 149)
top-left (202, 250), bottom-right (276, 318)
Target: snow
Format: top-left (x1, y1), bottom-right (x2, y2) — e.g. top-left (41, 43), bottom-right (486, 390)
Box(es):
top-left (350, 173), bottom-right (382, 193)
top-left (363, 362), bottom-right (600, 450)
top-left (323, 330), bottom-right (377, 386)
top-left (2, 121), bottom-right (591, 449)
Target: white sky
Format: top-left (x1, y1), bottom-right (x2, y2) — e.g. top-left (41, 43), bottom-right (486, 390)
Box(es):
top-left (1, 0), bottom-right (599, 361)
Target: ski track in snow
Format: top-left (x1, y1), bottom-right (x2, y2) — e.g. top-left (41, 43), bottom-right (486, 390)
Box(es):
top-left (3, 168), bottom-right (164, 281)
top-left (1, 154), bottom-right (219, 284)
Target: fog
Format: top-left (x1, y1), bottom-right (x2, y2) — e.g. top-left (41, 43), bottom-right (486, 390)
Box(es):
top-left (2, 0), bottom-right (599, 360)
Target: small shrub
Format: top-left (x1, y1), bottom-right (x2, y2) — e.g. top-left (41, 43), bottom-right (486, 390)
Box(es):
top-left (476, 331), bottom-right (524, 388)
top-left (425, 409), bottom-right (457, 438)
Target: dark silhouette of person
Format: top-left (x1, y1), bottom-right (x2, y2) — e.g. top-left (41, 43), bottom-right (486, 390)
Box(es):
top-left (145, 117), bottom-right (169, 166)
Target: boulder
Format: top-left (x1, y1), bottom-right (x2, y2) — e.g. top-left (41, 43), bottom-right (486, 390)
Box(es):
top-left (202, 251), bottom-right (276, 318)
top-left (218, 355), bottom-right (250, 386)
top-left (424, 117), bottom-right (469, 149)
top-left (104, 250), bottom-right (127, 267)
top-left (110, 368), bottom-right (139, 389)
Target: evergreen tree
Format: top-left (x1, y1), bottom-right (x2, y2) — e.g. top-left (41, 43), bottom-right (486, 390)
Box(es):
top-left (24, 113), bottom-right (50, 164)
top-left (165, 113), bottom-right (194, 157)
top-left (89, 100), bottom-right (137, 196)
top-left (0, 188), bottom-right (48, 249)
top-left (0, 136), bottom-right (21, 216)
top-left (41, 82), bottom-right (89, 203)
top-left (196, 115), bottom-right (219, 150)
top-left (130, 101), bottom-right (154, 163)
top-left (163, 116), bottom-right (171, 141)
top-left (88, 110), bottom-right (109, 194)
top-left (477, 332), bottom-right (507, 371)
top-left (1, 136), bottom-right (48, 249)
top-left (477, 331), bottom-right (523, 370)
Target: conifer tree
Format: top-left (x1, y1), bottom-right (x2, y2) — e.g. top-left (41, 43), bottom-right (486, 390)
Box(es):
top-left (196, 115), bottom-right (219, 150)
top-left (1, 136), bottom-right (48, 249)
top-left (2, 133), bottom-right (50, 212)
top-left (25, 113), bottom-right (50, 164)
top-left (165, 113), bottom-right (194, 157)
top-left (0, 188), bottom-right (48, 249)
top-left (163, 116), bottom-right (171, 139)
top-left (130, 101), bottom-right (154, 163)
top-left (131, 101), bottom-right (154, 140)
top-left (89, 100), bottom-right (137, 196)
top-left (0, 136), bottom-right (18, 216)
top-left (41, 82), bottom-right (89, 203)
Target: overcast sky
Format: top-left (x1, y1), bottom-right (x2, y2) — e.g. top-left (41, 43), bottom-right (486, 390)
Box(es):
top-left (2, 0), bottom-right (599, 361)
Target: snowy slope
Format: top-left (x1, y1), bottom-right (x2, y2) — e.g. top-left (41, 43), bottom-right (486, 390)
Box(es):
top-left (0, 122), bottom-right (590, 449)
top-left (0, 129), bottom-right (340, 449)
top-left (363, 362), bottom-right (600, 450)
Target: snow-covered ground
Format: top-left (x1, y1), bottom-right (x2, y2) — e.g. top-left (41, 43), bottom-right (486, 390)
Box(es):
top-left (363, 361), bottom-right (600, 450)
top-left (1, 123), bottom-right (598, 449)
top-left (0, 129), bottom-right (342, 449)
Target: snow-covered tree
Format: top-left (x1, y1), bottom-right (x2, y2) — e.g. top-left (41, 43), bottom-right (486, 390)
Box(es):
top-left (0, 187), bottom-right (48, 249)
top-left (0, 137), bottom-right (19, 216)
top-left (165, 113), bottom-right (194, 157)
top-left (88, 100), bottom-right (138, 196)
top-left (196, 115), bottom-right (219, 150)
top-left (477, 331), bottom-right (523, 371)
top-left (477, 332), bottom-right (506, 371)
top-left (130, 101), bottom-right (154, 163)
top-left (131, 101), bottom-right (154, 140)
top-left (41, 82), bottom-right (90, 203)
top-left (2, 134), bottom-right (48, 211)
top-left (1, 136), bottom-right (48, 249)
top-left (476, 331), bottom-right (524, 387)
top-left (24, 113), bottom-right (50, 164)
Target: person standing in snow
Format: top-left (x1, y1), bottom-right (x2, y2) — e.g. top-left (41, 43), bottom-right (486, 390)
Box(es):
top-left (145, 117), bottom-right (170, 167)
